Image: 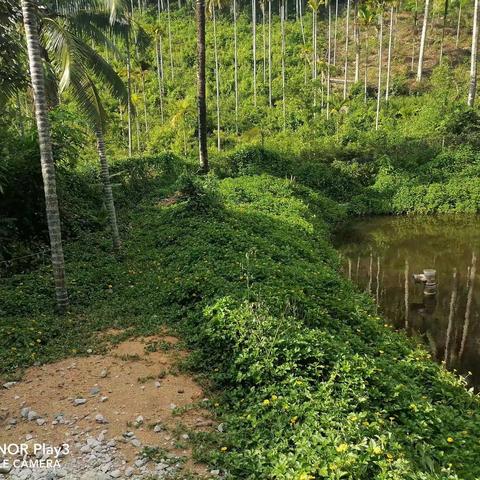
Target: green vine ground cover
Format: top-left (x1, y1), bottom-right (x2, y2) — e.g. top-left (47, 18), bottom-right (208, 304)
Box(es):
top-left (1, 154), bottom-right (480, 479)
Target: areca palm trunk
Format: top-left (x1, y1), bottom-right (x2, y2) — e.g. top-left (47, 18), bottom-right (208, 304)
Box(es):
top-left (375, 10), bottom-right (383, 130)
top-left (141, 70), bottom-right (148, 134)
top-left (354, 0), bottom-right (360, 82)
top-left (281, 0), bottom-right (286, 130)
top-left (167, 0), bottom-right (174, 80)
top-left (155, 33), bottom-right (164, 122)
top-left (268, 0), bottom-right (272, 107)
top-left (343, 0), bottom-right (351, 99)
top-left (385, 5), bottom-right (394, 101)
top-left (411, 0), bottom-right (418, 71)
top-left (456, 3), bottom-right (462, 47)
top-left (252, 0), bottom-right (257, 106)
top-left (21, 0), bottom-right (69, 312)
top-left (364, 25), bottom-right (369, 102)
top-left (312, 7), bottom-right (318, 114)
top-left (126, 33), bottom-right (133, 156)
top-left (333, 0), bottom-right (338, 65)
top-left (196, 0), bottom-right (208, 171)
top-left (213, 4), bottom-right (221, 150)
top-left (234, 0), bottom-right (239, 131)
top-left (95, 127), bottom-right (121, 251)
top-left (468, 0), bottom-right (479, 106)
top-left (327, 0), bottom-right (331, 119)
top-left (416, 0), bottom-right (430, 81)
top-left (262, 1), bottom-right (266, 82)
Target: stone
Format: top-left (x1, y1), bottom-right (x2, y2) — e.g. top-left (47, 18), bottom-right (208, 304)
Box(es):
top-left (80, 445), bottom-right (91, 454)
top-left (95, 414), bottom-right (108, 424)
top-left (181, 433), bottom-right (189, 440)
top-left (210, 469), bottom-right (220, 476)
top-left (134, 415), bottom-right (144, 427)
top-left (130, 439), bottom-right (141, 448)
top-left (74, 398), bottom-right (87, 406)
top-left (90, 387), bottom-right (100, 396)
top-left (153, 424), bottom-right (163, 433)
top-left (124, 466), bottom-right (134, 477)
top-left (2, 382), bottom-right (16, 389)
top-left (109, 470), bottom-right (121, 478)
top-left (154, 381), bottom-right (161, 388)
top-left (36, 418), bottom-right (46, 426)
top-left (134, 458), bottom-right (148, 468)
top-left (27, 410), bottom-right (40, 421)
top-left (20, 407), bottom-right (30, 418)
top-left (100, 369), bottom-right (108, 378)
top-left (100, 396), bottom-right (109, 403)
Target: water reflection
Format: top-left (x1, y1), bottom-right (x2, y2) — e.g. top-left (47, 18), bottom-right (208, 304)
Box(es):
top-left (335, 216), bottom-right (480, 388)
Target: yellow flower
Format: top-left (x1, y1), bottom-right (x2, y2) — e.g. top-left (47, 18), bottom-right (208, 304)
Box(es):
top-left (290, 416), bottom-right (298, 425)
top-left (373, 446), bottom-right (383, 455)
top-left (297, 474), bottom-right (314, 480)
top-left (262, 399), bottom-right (270, 406)
top-left (447, 437), bottom-right (454, 443)
top-left (271, 394), bottom-right (278, 401)
top-left (387, 453), bottom-right (393, 461)
top-left (220, 446), bottom-right (227, 452)
top-left (335, 443), bottom-right (348, 453)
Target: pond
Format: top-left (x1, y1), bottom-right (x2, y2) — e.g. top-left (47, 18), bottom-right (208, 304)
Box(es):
top-left (335, 216), bottom-right (480, 389)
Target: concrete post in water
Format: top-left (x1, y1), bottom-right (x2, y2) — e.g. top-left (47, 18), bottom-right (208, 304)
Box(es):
top-left (413, 269), bottom-right (437, 295)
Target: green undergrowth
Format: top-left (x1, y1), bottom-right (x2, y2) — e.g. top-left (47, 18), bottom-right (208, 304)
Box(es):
top-left (1, 159), bottom-right (480, 479)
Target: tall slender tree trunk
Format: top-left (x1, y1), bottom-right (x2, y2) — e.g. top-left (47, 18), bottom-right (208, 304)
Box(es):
top-left (213, 4), bottom-right (221, 150)
top-left (95, 127), bottom-right (121, 251)
top-left (155, 33), bottom-right (165, 123)
top-left (312, 8), bottom-right (317, 113)
top-left (417, 0), bottom-right (430, 81)
top-left (16, 91), bottom-right (24, 136)
top-left (234, 0), bottom-right (239, 131)
top-left (343, 0), bottom-right (351, 99)
top-left (354, 0), bottom-right (360, 82)
top-left (364, 28), bottom-right (369, 102)
top-left (21, 0), bottom-right (69, 312)
top-left (126, 33), bottom-right (133, 157)
top-left (385, 5), bottom-right (394, 101)
top-left (196, 0), bottom-right (208, 171)
top-left (167, 0), bottom-right (174, 80)
top-left (327, 0), bottom-right (331, 119)
top-left (411, 0), bottom-right (418, 71)
top-left (252, 0), bottom-right (257, 106)
top-left (262, 2), bottom-right (266, 82)
top-left (141, 70), bottom-right (148, 134)
top-left (333, 0), bottom-right (338, 65)
top-left (375, 11), bottom-right (383, 130)
top-left (281, 0), bottom-right (286, 130)
top-left (439, 0), bottom-right (449, 63)
top-left (268, 0), bottom-right (272, 106)
top-left (468, 0), bottom-right (479, 106)
top-left (456, 3), bottom-right (462, 47)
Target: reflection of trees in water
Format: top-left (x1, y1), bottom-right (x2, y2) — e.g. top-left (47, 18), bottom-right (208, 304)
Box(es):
top-left (339, 244), bottom-right (479, 387)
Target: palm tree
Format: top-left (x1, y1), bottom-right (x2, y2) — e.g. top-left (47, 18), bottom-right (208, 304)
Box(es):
top-left (309, 0), bottom-right (320, 112)
top-left (385, 3), bottom-right (395, 101)
top-left (354, 0), bottom-right (360, 82)
top-left (260, 0), bottom-right (267, 82)
top-left (208, 0), bottom-right (221, 150)
top-left (166, 0), bottom-right (174, 80)
top-left (196, 0), bottom-right (208, 171)
top-left (281, 0), bottom-right (286, 129)
top-left (268, 0), bottom-right (272, 106)
top-left (333, 0), bottom-right (339, 65)
top-left (252, 0), bottom-right (257, 106)
top-left (359, 3), bottom-right (375, 102)
top-left (155, 27), bottom-right (165, 122)
top-left (326, 0), bottom-right (332, 119)
top-left (343, 0), bottom-right (351, 99)
top-left (375, 4), bottom-right (384, 130)
top-left (456, 0), bottom-right (463, 47)
top-left (416, 0), bottom-right (430, 81)
top-left (20, 0), bottom-right (68, 312)
top-left (233, 0), bottom-right (239, 131)
top-left (468, 0), bottom-right (479, 106)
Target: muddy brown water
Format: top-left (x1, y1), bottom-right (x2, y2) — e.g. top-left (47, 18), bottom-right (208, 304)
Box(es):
top-left (335, 216), bottom-right (480, 388)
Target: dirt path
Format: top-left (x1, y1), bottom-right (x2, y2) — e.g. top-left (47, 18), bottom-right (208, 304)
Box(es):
top-left (0, 333), bottom-right (220, 479)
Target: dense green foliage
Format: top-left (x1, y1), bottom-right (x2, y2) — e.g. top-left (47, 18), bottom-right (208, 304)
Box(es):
top-left (1, 155), bottom-right (479, 479)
